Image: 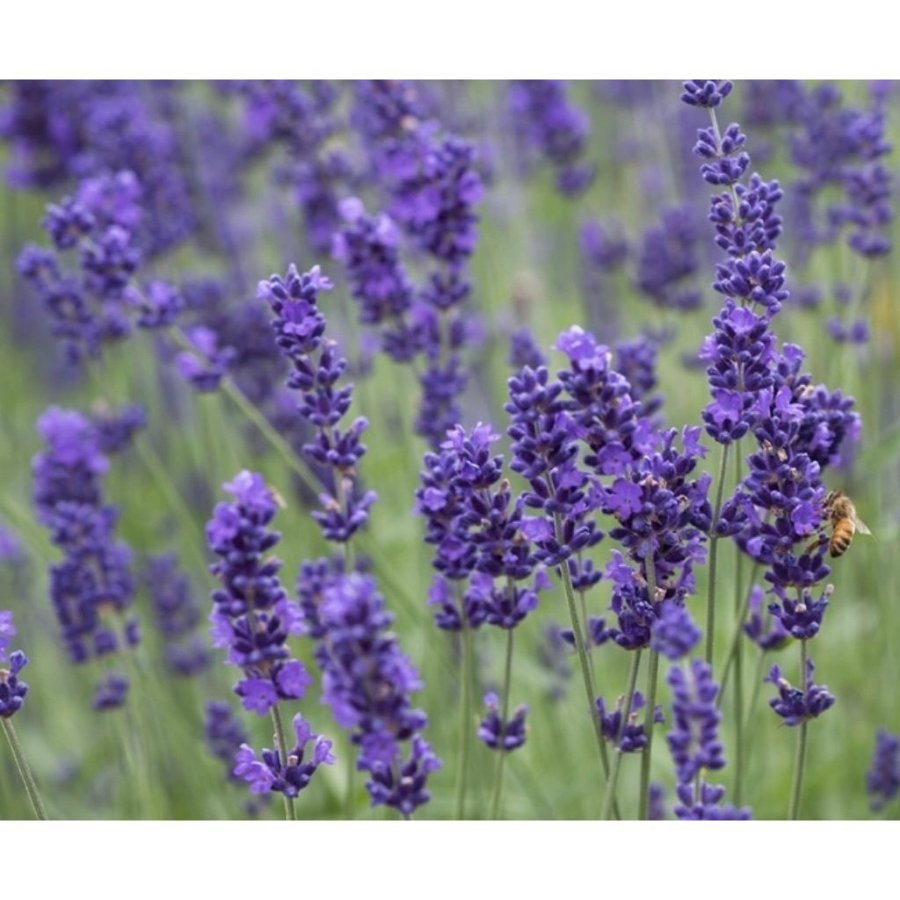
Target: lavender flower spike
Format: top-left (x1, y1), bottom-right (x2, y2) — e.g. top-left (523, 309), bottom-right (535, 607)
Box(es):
top-left (867, 729), bottom-right (900, 812)
top-left (206, 470), bottom-right (310, 715)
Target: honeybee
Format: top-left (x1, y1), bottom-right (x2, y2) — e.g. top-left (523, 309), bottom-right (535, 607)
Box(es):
top-left (822, 490), bottom-right (871, 558)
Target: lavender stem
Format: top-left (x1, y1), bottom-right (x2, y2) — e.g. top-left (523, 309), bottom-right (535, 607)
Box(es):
top-left (1, 718), bottom-right (48, 820)
top-left (270, 706), bottom-right (296, 821)
top-left (788, 639), bottom-right (809, 820)
top-left (705, 442), bottom-right (732, 666)
top-left (602, 648), bottom-right (643, 820)
top-left (489, 627), bottom-right (515, 819)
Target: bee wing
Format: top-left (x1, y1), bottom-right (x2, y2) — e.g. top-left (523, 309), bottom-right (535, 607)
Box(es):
top-left (852, 513), bottom-right (872, 536)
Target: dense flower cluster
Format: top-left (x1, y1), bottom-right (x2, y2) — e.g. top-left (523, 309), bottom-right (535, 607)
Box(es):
top-left (32, 407), bottom-right (137, 708)
top-left (18, 170), bottom-right (184, 363)
top-left (667, 659), bottom-right (750, 819)
top-left (346, 80), bottom-right (484, 449)
top-left (415, 423), bottom-right (548, 631)
top-left (259, 264), bottom-right (376, 545)
top-left (206, 470), bottom-right (310, 715)
top-left (302, 571), bottom-right (440, 817)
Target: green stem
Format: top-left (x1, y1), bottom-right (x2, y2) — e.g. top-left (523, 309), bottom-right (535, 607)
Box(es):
top-left (717, 560), bottom-right (761, 704)
top-left (638, 649), bottom-right (660, 819)
top-left (601, 648), bottom-right (643, 820)
top-left (554, 522), bottom-right (616, 812)
top-left (1, 718), bottom-right (48, 820)
top-left (732, 440), bottom-right (745, 806)
top-left (638, 553), bottom-right (660, 820)
top-left (489, 628), bottom-right (515, 820)
top-left (455, 603), bottom-right (474, 820)
top-left (705, 442), bottom-right (732, 667)
top-left (788, 639), bottom-right (809, 820)
top-left (270, 706), bottom-right (296, 821)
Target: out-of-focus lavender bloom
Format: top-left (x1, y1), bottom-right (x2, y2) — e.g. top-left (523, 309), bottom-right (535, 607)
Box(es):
top-left (827, 317), bottom-right (870, 344)
top-left (579, 218), bottom-right (628, 342)
top-left (667, 659), bottom-right (724, 783)
top-left (614, 335), bottom-right (663, 418)
top-left (537, 623), bottom-right (572, 701)
top-left (234, 713), bottom-right (335, 798)
top-left (635, 206), bottom-right (702, 312)
top-left (32, 407), bottom-right (137, 705)
top-left (305, 571), bottom-right (440, 817)
top-left (743, 585), bottom-right (789, 651)
top-left (596, 691), bottom-right (663, 753)
top-left (0, 611), bottom-right (29, 719)
top-left (206, 470), bottom-right (310, 715)
top-left (648, 783), bottom-right (666, 820)
top-left (477, 691), bottom-right (528, 752)
top-left (508, 81), bottom-right (596, 196)
top-left (673, 781), bottom-right (751, 819)
top-left (509, 326), bottom-right (546, 370)
top-left (90, 403), bottom-right (147, 455)
top-left (0, 522), bottom-right (25, 565)
top-left (175, 325), bottom-right (236, 392)
top-left (204, 700), bottom-right (250, 785)
top-left (766, 658), bottom-right (835, 726)
top-left (651, 601), bottom-right (701, 661)
top-left (332, 197), bottom-right (415, 335)
top-left (144, 554), bottom-right (210, 677)
top-left (867, 729), bottom-right (900, 812)
top-left (788, 85), bottom-right (892, 261)
top-left (92, 673), bottom-right (129, 711)
top-left (666, 656), bottom-right (750, 815)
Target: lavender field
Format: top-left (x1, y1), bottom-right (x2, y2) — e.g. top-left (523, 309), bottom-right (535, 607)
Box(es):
top-left (0, 80), bottom-right (897, 821)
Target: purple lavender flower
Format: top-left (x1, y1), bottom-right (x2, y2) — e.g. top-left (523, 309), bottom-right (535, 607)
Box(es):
top-left (743, 586), bottom-right (790, 651)
top-left (0, 522), bottom-right (25, 566)
top-left (477, 691), bottom-right (528, 752)
top-left (205, 700), bottom-right (250, 785)
top-left (509, 326), bottom-right (546, 370)
top-left (508, 81), bottom-right (596, 196)
top-left (234, 713), bottom-right (335, 798)
top-left (144, 554), bottom-right (210, 677)
top-left (768, 584), bottom-right (832, 641)
top-left (259, 264), bottom-right (376, 546)
top-left (32, 407), bottom-right (137, 699)
top-left (680, 80), bottom-right (734, 109)
top-left (867, 730), bottom-right (900, 812)
top-left (206, 470), bottom-right (310, 715)
top-left (673, 781), bottom-right (751, 819)
top-left (667, 659), bottom-right (725, 783)
top-left (651, 601), bottom-right (701, 661)
top-left (175, 325), bottom-right (236, 392)
top-left (596, 691), bottom-right (663, 753)
top-left (766, 658), bottom-right (835, 726)
top-left (92, 673), bottom-right (129, 711)
top-left (635, 206), bottom-right (702, 312)
top-left (90, 403), bottom-right (147, 455)
top-left (0, 611), bottom-right (29, 719)
top-left (306, 571), bottom-right (439, 816)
